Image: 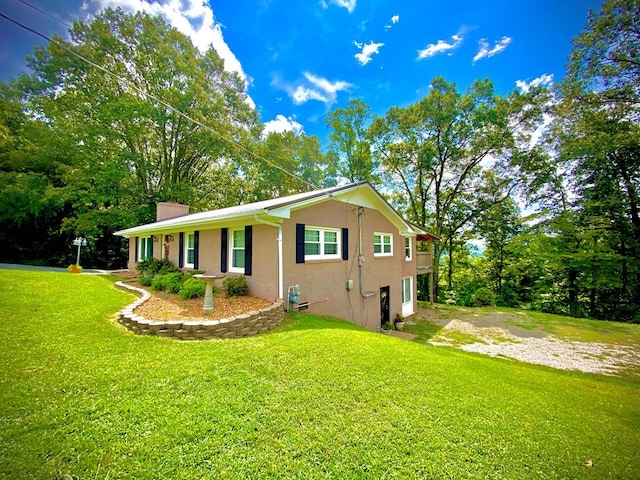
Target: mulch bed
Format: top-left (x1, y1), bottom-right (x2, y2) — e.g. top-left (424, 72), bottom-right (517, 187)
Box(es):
top-left (125, 281), bottom-right (273, 322)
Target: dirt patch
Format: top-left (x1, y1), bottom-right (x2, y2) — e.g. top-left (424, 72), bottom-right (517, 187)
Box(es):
top-left (125, 281), bottom-right (272, 322)
top-left (417, 307), bottom-right (640, 376)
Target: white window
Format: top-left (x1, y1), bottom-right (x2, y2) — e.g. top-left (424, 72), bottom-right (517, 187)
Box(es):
top-left (305, 226), bottom-right (340, 260)
top-left (404, 237), bottom-right (412, 261)
top-left (185, 232), bottom-right (195, 268)
top-left (139, 236), bottom-right (153, 261)
top-left (230, 229), bottom-right (245, 272)
top-left (374, 233), bottom-right (393, 257)
top-left (402, 276), bottom-right (414, 317)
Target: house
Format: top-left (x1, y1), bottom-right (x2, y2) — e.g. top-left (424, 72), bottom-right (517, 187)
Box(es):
top-left (114, 182), bottom-right (437, 332)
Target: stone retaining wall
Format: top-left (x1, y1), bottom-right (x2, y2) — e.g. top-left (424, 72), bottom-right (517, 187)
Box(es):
top-left (115, 281), bottom-right (285, 340)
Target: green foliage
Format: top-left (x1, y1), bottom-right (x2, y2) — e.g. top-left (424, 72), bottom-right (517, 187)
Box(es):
top-left (222, 275), bottom-right (248, 297)
top-left (0, 7), bottom-right (264, 268)
top-left (325, 98), bottom-right (377, 183)
top-left (151, 272), bottom-right (183, 293)
top-left (2, 270), bottom-right (640, 479)
top-left (496, 283), bottom-right (521, 307)
top-left (137, 258), bottom-right (180, 277)
top-left (469, 287), bottom-right (497, 307)
top-left (178, 278), bottom-right (207, 299)
top-left (138, 276), bottom-right (153, 287)
top-left (368, 76), bottom-right (546, 301)
top-left (246, 131), bottom-right (338, 201)
top-left (443, 289), bottom-right (460, 305)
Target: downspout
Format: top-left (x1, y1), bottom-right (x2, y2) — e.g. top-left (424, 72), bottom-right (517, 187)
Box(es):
top-left (357, 207), bottom-right (376, 298)
top-left (254, 214), bottom-right (283, 300)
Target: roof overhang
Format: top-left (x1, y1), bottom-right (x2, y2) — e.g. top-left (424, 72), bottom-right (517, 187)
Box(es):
top-left (114, 182), bottom-right (428, 238)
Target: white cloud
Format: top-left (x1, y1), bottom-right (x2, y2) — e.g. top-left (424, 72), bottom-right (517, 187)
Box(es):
top-left (93, 0), bottom-right (252, 105)
top-left (304, 72), bottom-right (352, 95)
top-left (262, 115), bottom-right (304, 136)
top-left (292, 86), bottom-right (330, 104)
top-left (417, 34), bottom-right (463, 59)
top-left (516, 73), bottom-right (554, 93)
top-left (385, 15), bottom-right (400, 30)
top-left (354, 41), bottom-right (384, 65)
top-left (276, 72), bottom-right (353, 106)
top-left (321, 0), bottom-right (357, 13)
top-left (473, 36), bottom-right (512, 63)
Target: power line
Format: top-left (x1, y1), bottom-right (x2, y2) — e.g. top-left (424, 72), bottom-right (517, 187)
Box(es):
top-left (0, 9), bottom-right (320, 191)
top-left (17, 0), bottom-right (73, 30)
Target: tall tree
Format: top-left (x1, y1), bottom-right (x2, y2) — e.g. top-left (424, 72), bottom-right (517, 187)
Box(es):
top-left (474, 197), bottom-right (523, 304)
top-left (24, 8), bottom-right (260, 210)
top-left (369, 77), bottom-right (543, 297)
top-left (551, 0), bottom-right (640, 320)
top-left (246, 131), bottom-right (337, 202)
top-left (325, 99), bottom-right (377, 183)
top-left (3, 8), bottom-right (262, 266)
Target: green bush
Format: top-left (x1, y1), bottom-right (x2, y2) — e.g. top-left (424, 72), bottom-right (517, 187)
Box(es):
top-left (135, 258), bottom-right (153, 275)
top-left (152, 272), bottom-right (184, 293)
top-left (223, 275), bottom-right (249, 297)
top-left (179, 278), bottom-right (208, 299)
top-left (155, 259), bottom-right (181, 276)
top-left (137, 258), bottom-right (180, 277)
top-left (138, 276), bottom-right (153, 287)
top-left (469, 287), bottom-right (496, 307)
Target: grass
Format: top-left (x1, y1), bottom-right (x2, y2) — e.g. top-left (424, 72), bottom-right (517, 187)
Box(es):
top-left (413, 301), bottom-right (640, 346)
top-left (1, 270), bottom-right (640, 479)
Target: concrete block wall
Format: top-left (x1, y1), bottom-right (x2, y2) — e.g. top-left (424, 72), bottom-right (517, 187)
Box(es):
top-left (115, 282), bottom-right (285, 340)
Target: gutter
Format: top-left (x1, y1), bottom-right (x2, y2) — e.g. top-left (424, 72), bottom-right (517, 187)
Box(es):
top-left (254, 214), bottom-right (284, 300)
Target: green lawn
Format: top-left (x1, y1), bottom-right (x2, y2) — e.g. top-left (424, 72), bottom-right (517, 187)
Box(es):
top-left (1, 270), bottom-right (639, 479)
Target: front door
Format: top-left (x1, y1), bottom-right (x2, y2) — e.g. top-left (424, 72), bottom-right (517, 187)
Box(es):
top-left (380, 286), bottom-right (390, 327)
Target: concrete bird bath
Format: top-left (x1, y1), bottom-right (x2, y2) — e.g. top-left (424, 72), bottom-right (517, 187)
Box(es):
top-left (193, 274), bottom-right (226, 311)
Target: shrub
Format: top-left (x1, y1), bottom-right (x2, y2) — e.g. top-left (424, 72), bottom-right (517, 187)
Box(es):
top-left (156, 259), bottom-right (181, 276)
top-left (469, 287), bottom-right (496, 307)
top-left (137, 258), bottom-right (180, 276)
top-left (223, 275), bottom-right (248, 297)
top-left (443, 289), bottom-right (460, 305)
top-left (152, 272), bottom-right (184, 293)
top-left (135, 258), bottom-right (153, 276)
top-left (179, 278), bottom-right (208, 299)
top-left (138, 276), bottom-right (153, 287)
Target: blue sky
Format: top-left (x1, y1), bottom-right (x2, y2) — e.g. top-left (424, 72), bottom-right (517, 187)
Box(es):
top-left (0, 0), bottom-right (603, 144)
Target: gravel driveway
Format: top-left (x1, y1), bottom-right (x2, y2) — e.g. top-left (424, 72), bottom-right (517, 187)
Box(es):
top-left (415, 307), bottom-right (640, 376)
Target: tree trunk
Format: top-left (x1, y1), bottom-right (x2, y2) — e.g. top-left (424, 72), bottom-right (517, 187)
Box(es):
top-left (568, 267), bottom-right (580, 318)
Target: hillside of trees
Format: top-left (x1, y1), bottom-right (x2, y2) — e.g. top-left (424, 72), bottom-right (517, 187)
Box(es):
top-left (1, 1), bottom-right (638, 321)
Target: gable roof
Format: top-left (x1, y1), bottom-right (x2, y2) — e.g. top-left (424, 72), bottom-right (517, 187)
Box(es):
top-left (114, 182), bottom-right (430, 238)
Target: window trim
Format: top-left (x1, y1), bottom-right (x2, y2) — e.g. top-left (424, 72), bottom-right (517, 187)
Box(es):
top-left (184, 232), bottom-right (195, 268)
top-left (229, 228), bottom-right (246, 273)
top-left (304, 226), bottom-right (341, 261)
top-left (404, 237), bottom-right (412, 261)
top-left (374, 232), bottom-right (393, 257)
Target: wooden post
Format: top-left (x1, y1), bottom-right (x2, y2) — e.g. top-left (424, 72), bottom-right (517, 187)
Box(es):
top-left (428, 240), bottom-right (435, 306)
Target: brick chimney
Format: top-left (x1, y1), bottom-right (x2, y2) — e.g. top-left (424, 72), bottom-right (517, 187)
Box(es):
top-left (156, 201), bottom-right (189, 221)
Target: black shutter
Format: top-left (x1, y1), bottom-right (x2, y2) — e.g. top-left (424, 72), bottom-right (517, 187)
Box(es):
top-left (220, 228), bottom-right (228, 273)
top-left (342, 228), bottom-right (349, 261)
top-left (296, 223), bottom-right (305, 264)
top-left (134, 237), bottom-right (139, 262)
top-left (244, 225), bottom-right (253, 276)
top-left (178, 232), bottom-right (184, 268)
top-left (150, 236), bottom-right (154, 258)
top-left (193, 231), bottom-right (200, 269)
